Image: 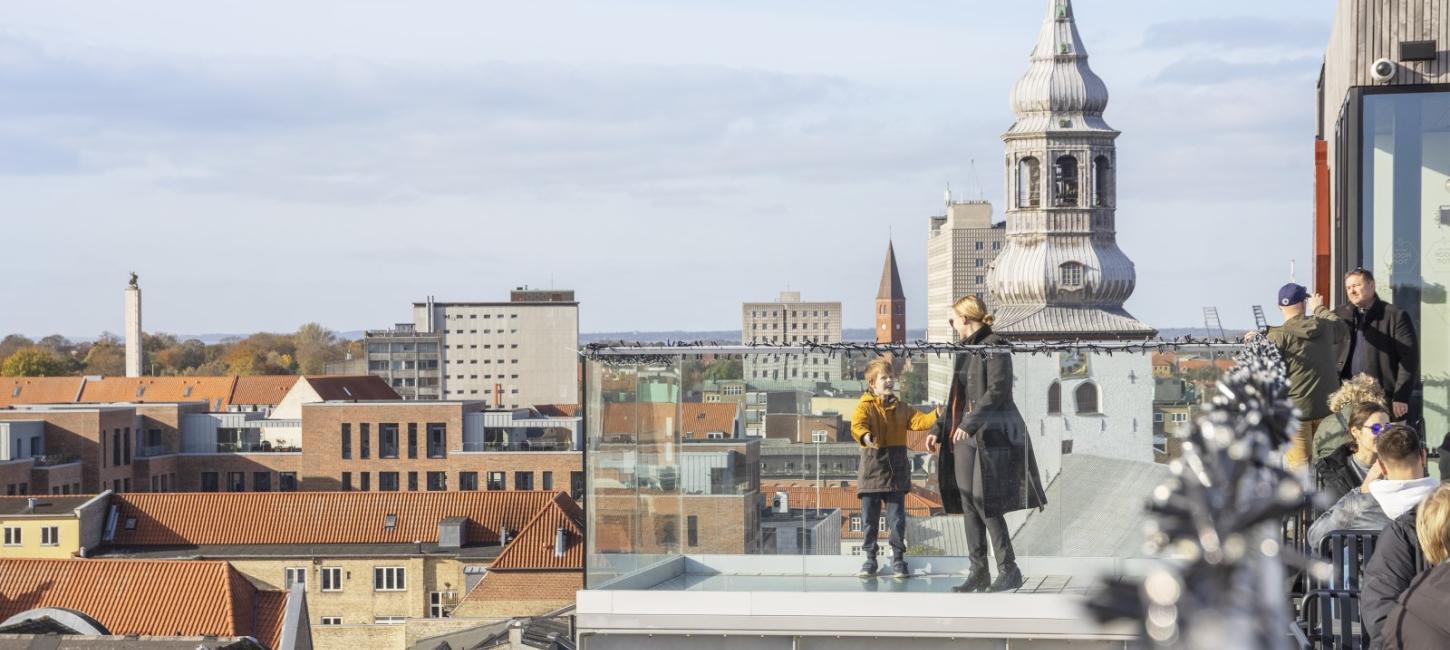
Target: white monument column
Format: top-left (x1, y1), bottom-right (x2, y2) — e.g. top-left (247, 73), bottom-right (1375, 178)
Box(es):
top-left (125, 273), bottom-right (143, 377)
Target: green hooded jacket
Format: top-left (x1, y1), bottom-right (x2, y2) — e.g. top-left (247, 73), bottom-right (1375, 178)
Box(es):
top-left (1266, 306), bottom-right (1345, 421)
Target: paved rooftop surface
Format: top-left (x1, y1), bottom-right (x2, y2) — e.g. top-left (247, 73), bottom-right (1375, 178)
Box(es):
top-left (649, 573), bottom-right (1093, 594)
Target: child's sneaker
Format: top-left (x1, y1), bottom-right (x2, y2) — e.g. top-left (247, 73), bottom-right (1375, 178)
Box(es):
top-left (857, 558), bottom-right (878, 578)
top-left (892, 559), bottom-right (910, 579)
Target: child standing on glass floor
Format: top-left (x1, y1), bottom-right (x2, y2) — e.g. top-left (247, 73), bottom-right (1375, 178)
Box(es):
top-left (852, 357), bottom-right (940, 579)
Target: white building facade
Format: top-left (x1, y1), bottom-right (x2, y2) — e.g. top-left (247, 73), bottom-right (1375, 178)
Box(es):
top-left (411, 292), bottom-right (580, 409)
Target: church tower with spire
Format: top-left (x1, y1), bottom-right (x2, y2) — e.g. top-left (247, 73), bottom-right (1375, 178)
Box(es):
top-left (876, 241), bottom-right (906, 344)
top-left (986, 0), bottom-right (1154, 340)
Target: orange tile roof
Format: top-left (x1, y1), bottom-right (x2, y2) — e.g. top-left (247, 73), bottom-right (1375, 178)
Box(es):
top-left (457, 571), bottom-right (582, 612)
top-left (680, 403), bottom-right (741, 438)
top-left (0, 558), bottom-right (285, 648)
top-left (304, 375), bottom-right (400, 401)
top-left (0, 377), bottom-right (86, 408)
top-left (77, 376), bottom-right (238, 409)
top-left (535, 404), bottom-right (581, 417)
top-left (760, 484), bottom-right (942, 511)
top-left (602, 402), bottom-right (740, 438)
top-left (229, 376), bottom-right (303, 406)
top-left (110, 491), bottom-right (557, 546)
top-left (488, 492), bottom-right (584, 571)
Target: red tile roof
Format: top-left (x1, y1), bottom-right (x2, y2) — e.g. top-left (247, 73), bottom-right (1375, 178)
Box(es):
top-left (110, 491), bottom-right (557, 546)
top-left (602, 402), bottom-right (741, 438)
top-left (535, 404), bottom-right (581, 417)
top-left (488, 492), bottom-right (584, 571)
top-left (761, 484), bottom-right (942, 511)
top-left (457, 571), bottom-right (582, 612)
top-left (229, 376), bottom-right (303, 406)
top-left (0, 558), bottom-right (286, 648)
top-left (76, 377), bottom-right (239, 409)
top-left (304, 376), bottom-right (400, 401)
top-left (0, 377), bottom-right (86, 408)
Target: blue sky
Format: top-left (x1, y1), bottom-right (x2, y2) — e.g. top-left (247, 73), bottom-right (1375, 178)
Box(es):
top-left (0, 0), bottom-right (1328, 337)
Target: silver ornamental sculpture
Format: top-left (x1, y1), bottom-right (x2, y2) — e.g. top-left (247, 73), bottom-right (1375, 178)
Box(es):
top-left (1087, 336), bottom-right (1325, 649)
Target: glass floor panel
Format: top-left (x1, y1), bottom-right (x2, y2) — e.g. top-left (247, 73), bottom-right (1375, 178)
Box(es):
top-left (650, 573), bottom-right (1093, 594)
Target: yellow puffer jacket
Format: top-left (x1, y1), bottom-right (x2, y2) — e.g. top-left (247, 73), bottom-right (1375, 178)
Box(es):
top-left (852, 392), bottom-right (937, 494)
top-left (851, 392), bottom-right (937, 449)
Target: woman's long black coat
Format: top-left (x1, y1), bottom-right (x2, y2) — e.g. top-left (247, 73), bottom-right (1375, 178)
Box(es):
top-left (935, 327), bottom-right (1047, 518)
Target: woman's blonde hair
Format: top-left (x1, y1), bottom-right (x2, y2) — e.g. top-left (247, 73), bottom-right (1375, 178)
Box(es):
top-left (1328, 373), bottom-right (1387, 413)
top-left (1416, 483), bottom-right (1450, 565)
top-left (953, 295), bottom-right (995, 327)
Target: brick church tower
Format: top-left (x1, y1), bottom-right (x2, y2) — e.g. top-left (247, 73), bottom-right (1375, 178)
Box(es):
top-left (876, 241), bottom-right (906, 344)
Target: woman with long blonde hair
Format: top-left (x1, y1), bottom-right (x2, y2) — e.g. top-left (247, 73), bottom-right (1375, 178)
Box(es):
top-left (927, 295), bottom-right (1046, 593)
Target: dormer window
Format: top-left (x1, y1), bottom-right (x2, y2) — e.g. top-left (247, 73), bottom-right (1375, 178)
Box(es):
top-left (1060, 262), bottom-right (1085, 289)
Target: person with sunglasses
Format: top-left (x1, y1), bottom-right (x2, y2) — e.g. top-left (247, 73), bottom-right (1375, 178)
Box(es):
top-left (1315, 402), bottom-right (1391, 506)
top-left (1308, 423), bottom-right (1435, 551)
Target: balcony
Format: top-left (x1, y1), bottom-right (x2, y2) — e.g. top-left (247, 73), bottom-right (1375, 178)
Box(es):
top-left (31, 453), bottom-right (80, 468)
top-left (216, 441), bottom-right (302, 453)
top-left (461, 440), bottom-right (573, 452)
top-left (579, 343), bottom-right (1247, 647)
top-left (135, 444), bottom-right (175, 458)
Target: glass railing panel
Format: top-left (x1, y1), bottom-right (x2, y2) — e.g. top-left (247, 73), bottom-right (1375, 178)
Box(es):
top-left (583, 343), bottom-right (1242, 591)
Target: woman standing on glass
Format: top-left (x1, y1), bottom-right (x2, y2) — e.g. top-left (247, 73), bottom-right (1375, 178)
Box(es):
top-left (928, 295), bottom-right (1046, 593)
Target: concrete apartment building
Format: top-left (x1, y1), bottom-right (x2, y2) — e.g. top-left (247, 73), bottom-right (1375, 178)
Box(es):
top-left (330, 324), bottom-right (445, 400)
top-left (410, 290), bottom-right (579, 409)
top-left (926, 198), bottom-right (1005, 403)
top-left (741, 291), bottom-right (845, 388)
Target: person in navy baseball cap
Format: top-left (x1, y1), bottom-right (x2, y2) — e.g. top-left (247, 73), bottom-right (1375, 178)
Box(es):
top-left (1279, 283), bottom-right (1310, 307)
top-left (1247, 282), bottom-right (1346, 468)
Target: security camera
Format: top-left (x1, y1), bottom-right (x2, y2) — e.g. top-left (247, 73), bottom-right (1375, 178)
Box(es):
top-left (1370, 58), bottom-right (1398, 83)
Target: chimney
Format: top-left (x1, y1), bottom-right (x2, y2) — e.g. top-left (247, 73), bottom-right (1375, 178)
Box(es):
top-left (500, 526), bottom-right (513, 546)
top-left (26, 498), bottom-right (37, 513)
top-left (508, 620), bottom-right (525, 649)
top-left (493, 383), bottom-right (503, 409)
top-left (554, 526), bottom-right (568, 557)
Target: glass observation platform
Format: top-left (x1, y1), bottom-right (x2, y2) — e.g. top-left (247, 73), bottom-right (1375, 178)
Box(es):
top-left (576, 343), bottom-right (1241, 649)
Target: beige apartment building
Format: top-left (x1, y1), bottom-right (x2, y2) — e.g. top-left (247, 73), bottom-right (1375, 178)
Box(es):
top-left (411, 290), bottom-right (579, 409)
top-left (926, 199), bottom-right (1006, 403)
top-left (741, 291), bottom-right (845, 387)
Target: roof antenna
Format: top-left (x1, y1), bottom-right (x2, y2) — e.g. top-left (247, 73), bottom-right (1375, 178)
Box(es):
top-left (968, 159), bottom-right (984, 201)
top-left (1289, 259), bottom-right (1296, 284)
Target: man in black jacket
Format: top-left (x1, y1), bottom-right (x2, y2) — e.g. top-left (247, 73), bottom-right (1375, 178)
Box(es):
top-left (1361, 509), bottom-right (1427, 650)
top-left (1336, 269), bottom-right (1418, 422)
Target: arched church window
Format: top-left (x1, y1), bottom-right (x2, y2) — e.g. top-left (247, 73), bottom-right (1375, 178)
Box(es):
top-left (1047, 381), bottom-right (1062, 415)
top-left (1092, 155), bottom-right (1112, 207)
top-left (1054, 155), bottom-right (1079, 207)
top-left (1075, 382), bottom-right (1100, 415)
top-left (1059, 262), bottom-right (1084, 289)
top-left (1017, 157), bottom-right (1041, 208)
